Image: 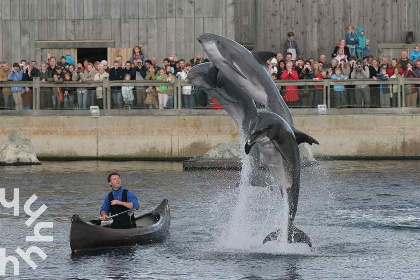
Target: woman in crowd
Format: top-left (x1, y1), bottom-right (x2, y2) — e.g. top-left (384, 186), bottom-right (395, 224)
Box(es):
top-left (370, 58), bottom-right (381, 107)
top-left (298, 60), bottom-right (315, 107)
top-left (332, 39), bottom-right (350, 59)
top-left (403, 61), bottom-right (419, 107)
top-left (93, 64), bottom-right (109, 109)
top-left (312, 62), bottom-right (325, 106)
top-left (390, 66), bottom-right (401, 107)
top-left (280, 62), bottom-right (300, 107)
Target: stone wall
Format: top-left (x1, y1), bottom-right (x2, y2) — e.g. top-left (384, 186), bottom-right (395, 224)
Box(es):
top-left (0, 113), bottom-right (419, 159)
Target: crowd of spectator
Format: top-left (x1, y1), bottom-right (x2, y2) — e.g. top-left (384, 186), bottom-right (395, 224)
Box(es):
top-left (268, 26), bottom-right (420, 108)
top-left (1, 25), bottom-right (420, 110)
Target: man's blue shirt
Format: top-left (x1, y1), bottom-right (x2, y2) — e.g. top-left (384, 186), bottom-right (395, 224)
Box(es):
top-left (100, 187), bottom-right (139, 215)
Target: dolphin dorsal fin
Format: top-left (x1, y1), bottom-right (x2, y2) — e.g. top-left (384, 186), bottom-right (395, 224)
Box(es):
top-left (251, 51), bottom-right (277, 66)
top-left (292, 128), bottom-right (319, 145)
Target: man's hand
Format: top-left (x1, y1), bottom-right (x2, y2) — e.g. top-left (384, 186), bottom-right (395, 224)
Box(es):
top-left (111, 199), bottom-right (122, 206)
top-left (102, 214), bottom-right (109, 221)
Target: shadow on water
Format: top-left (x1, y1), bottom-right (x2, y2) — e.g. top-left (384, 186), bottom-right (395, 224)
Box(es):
top-left (70, 246), bottom-right (137, 260)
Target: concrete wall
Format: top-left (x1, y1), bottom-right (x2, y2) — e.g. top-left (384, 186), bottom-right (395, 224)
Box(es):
top-left (0, 113), bottom-right (419, 159)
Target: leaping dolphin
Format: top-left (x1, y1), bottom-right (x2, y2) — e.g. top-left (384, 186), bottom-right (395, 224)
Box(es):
top-left (245, 111), bottom-right (312, 247)
top-left (197, 33), bottom-right (318, 146)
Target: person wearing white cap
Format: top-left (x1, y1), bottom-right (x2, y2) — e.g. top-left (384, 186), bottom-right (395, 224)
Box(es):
top-left (267, 58), bottom-right (278, 75)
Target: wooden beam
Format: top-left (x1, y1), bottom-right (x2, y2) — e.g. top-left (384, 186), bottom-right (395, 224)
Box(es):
top-left (35, 40), bottom-right (115, 49)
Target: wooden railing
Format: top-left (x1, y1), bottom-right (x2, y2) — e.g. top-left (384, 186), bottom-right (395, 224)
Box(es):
top-left (0, 76), bottom-right (419, 109)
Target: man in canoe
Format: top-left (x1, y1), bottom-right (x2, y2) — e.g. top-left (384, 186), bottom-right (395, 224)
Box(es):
top-left (100, 172), bottom-right (139, 228)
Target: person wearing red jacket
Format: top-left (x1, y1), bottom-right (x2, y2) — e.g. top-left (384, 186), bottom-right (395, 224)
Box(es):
top-left (280, 62), bottom-right (300, 107)
top-left (387, 58), bottom-right (404, 77)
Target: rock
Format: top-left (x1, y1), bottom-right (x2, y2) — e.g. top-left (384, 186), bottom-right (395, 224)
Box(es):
top-left (202, 142), bottom-right (241, 159)
top-left (0, 131), bottom-right (40, 165)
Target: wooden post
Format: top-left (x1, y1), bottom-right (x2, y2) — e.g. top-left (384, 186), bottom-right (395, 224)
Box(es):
top-left (400, 76), bottom-right (405, 108)
top-left (322, 79), bottom-right (327, 105)
top-left (106, 79), bottom-right (112, 109)
top-left (397, 75), bottom-right (403, 108)
top-left (177, 77), bottom-right (182, 110)
top-left (33, 77), bottom-right (40, 110)
top-left (102, 78), bottom-right (108, 109)
top-left (325, 79), bottom-right (331, 108)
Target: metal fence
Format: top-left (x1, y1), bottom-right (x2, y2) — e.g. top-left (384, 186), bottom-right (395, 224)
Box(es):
top-left (0, 77), bottom-right (419, 110)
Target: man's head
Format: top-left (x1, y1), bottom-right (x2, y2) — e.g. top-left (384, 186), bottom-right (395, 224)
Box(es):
top-left (415, 45), bottom-right (420, 52)
top-left (3, 62), bottom-right (9, 70)
top-left (179, 59), bottom-right (186, 69)
top-left (152, 57), bottom-right (157, 65)
top-left (285, 52), bottom-right (292, 62)
top-left (50, 56), bottom-right (57, 67)
top-left (416, 59), bottom-right (420, 69)
top-left (276, 52), bottom-right (283, 61)
top-left (41, 63), bottom-right (47, 71)
top-left (391, 58), bottom-right (398, 67)
top-left (401, 50), bottom-right (408, 59)
top-left (125, 61), bottom-right (131, 69)
top-left (319, 54), bottom-right (327, 63)
top-left (113, 61), bottom-right (120, 69)
top-left (108, 172), bottom-right (122, 190)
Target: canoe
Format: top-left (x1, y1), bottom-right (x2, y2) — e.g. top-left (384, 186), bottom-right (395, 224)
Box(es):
top-left (70, 199), bottom-right (170, 253)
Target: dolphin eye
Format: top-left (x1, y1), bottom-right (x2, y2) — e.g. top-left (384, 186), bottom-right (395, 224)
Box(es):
top-left (216, 40), bottom-right (220, 44)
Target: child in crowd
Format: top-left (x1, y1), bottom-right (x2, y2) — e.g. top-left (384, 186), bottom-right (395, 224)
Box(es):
top-left (284, 32), bottom-right (300, 61)
top-left (356, 27), bottom-right (366, 60)
top-left (51, 74), bottom-right (63, 110)
top-left (155, 69), bottom-right (169, 109)
top-left (166, 72), bottom-right (175, 109)
top-left (376, 67), bottom-right (390, 108)
top-left (390, 67), bottom-right (401, 107)
top-left (22, 87), bottom-right (33, 110)
top-left (121, 74), bottom-right (135, 109)
top-left (330, 68), bottom-right (348, 108)
top-left (409, 45), bottom-right (420, 62)
top-left (363, 39), bottom-right (371, 59)
top-left (332, 39), bottom-right (350, 59)
top-left (129, 46), bottom-right (145, 64)
top-left (346, 24), bottom-right (359, 58)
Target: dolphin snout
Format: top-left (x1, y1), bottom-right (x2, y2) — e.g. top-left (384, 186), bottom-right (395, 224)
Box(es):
top-left (196, 36), bottom-right (203, 43)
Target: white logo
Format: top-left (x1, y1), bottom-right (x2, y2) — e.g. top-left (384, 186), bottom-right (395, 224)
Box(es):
top-left (0, 188), bottom-right (53, 276)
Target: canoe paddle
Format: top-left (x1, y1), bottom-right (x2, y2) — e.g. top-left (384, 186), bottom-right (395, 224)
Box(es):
top-left (89, 206), bottom-right (139, 226)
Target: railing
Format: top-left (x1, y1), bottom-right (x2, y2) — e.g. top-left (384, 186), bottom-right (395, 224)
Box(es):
top-left (0, 76), bottom-right (419, 110)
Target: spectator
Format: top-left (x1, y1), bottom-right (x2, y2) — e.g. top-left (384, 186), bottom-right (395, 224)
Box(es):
top-left (151, 57), bottom-right (160, 71)
top-left (109, 60), bottom-right (124, 109)
top-left (403, 61), bottom-right (418, 107)
top-left (162, 58), bottom-right (173, 74)
top-left (48, 56), bottom-right (58, 78)
top-left (65, 51), bottom-right (76, 66)
top-left (380, 57), bottom-right (389, 69)
top-left (356, 27), bottom-right (366, 60)
top-left (8, 63), bottom-right (24, 110)
top-left (83, 63), bottom-right (97, 107)
top-left (319, 54), bottom-right (331, 69)
top-left (390, 66), bottom-right (401, 107)
top-left (313, 64), bottom-right (326, 106)
top-left (55, 66), bottom-right (65, 79)
top-left (144, 86), bottom-right (158, 109)
top-left (177, 60), bottom-right (194, 109)
top-left (22, 87), bottom-right (33, 110)
top-left (280, 62), bottom-right (300, 107)
top-left (409, 45), bottom-right (420, 62)
top-left (375, 67), bottom-right (390, 108)
top-left (133, 60), bottom-right (147, 108)
top-left (145, 65), bottom-right (157, 80)
top-left (299, 60), bottom-right (315, 107)
top-left (347, 58), bottom-right (357, 107)
top-left (101, 60), bottom-right (110, 73)
top-left (330, 68), bottom-right (348, 108)
top-left (351, 60), bottom-right (370, 107)
top-left (166, 72), bottom-right (175, 108)
top-left (370, 58), bottom-right (381, 106)
top-left (82, 59), bottom-right (89, 70)
top-left (71, 64), bottom-right (88, 109)
top-left (276, 60), bottom-right (286, 79)
top-left (332, 39), bottom-right (350, 59)
top-left (116, 55), bottom-right (123, 67)
top-left (267, 58), bottom-right (278, 75)
top-left (346, 24), bottom-right (359, 58)
top-left (276, 52), bottom-right (283, 62)
top-left (58, 56), bottom-right (69, 69)
top-left (61, 72), bottom-right (77, 109)
top-left (121, 74), bottom-right (135, 108)
top-left (49, 73), bottom-right (63, 110)
top-left (93, 64), bottom-right (109, 109)
top-left (22, 61), bottom-right (39, 81)
top-left (122, 61), bottom-right (135, 80)
top-left (129, 46), bottom-right (145, 65)
top-left (335, 48), bottom-right (348, 62)
top-left (39, 63), bottom-right (52, 109)
top-left (155, 69), bottom-right (169, 109)
top-left (363, 39), bottom-right (371, 59)
top-left (387, 58), bottom-right (403, 77)
top-left (93, 61), bottom-right (101, 71)
top-left (294, 58), bottom-right (304, 75)
top-left (0, 62), bottom-right (12, 110)
top-left (284, 32), bottom-right (300, 61)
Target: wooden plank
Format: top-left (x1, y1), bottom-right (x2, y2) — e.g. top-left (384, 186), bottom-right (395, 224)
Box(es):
top-left (20, 0), bottom-right (29, 20)
top-left (111, 18), bottom-right (121, 47)
top-left (20, 20), bottom-right (30, 60)
top-left (175, 18), bottom-right (185, 59)
top-left (65, 20), bottom-right (76, 40)
top-left (56, 0), bottom-right (66, 19)
top-left (195, 0), bottom-right (205, 18)
top-left (194, 17), bottom-right (204, 55)
top-left (74, 0), bottom-right (84, 19)
top-left (10, 0), bottom-right (19, 20)
top-left (37, 19), bottom-right (48, 40)
top-left (111, 0), bottom-right (122, 19)
top-left (1, 0), bottom-right (11, 20)
top-left (65, 0), bottom-right (75, 20)
top-left (184, 17), bottom-right (195, 60)
top-left (92, 0), bottom-right (104, 19)
top-left (35, 40), bottom-right (115, 48)
top-left (256, 0), bottom-right (263, 51)
top-left (138, 0), bottom-right (148, 18)
top-left (56, 19), bottom-right (66, 40)
top-left (148, 0), bottom-right (157, 18)
top-left (147, 18), bottom-right (158, 58)
top-left (100, 19), bottom-right (112, 39)
top-left (156, 18), bottom-right (167, 63)
top-left (11, 20), bottom-right (21, 63)
top-left (203, 0), bottom-right (214, 18)
top-left (46, 0), bottom-right (57, 19)
top-left (166, 17), bottom-right (176, 58)
top-left (183, 0), bottom-right (194, 17)
top-left (84, 0), bottom-right (94, 19)
top-left (156, 0), bottom-right (166, 18)
top-left (102, 0), bottom-right (112, 19)
top-left (28, 0), bottom-right (38, 20)
top-left (28, 20), bottom-right (39, 60)
top-left (0, 20), bottom-right (2, 61)
top-left (74, 19), bottom-right (84, 40)
top-left (120, 18), bottom-right (130, 47)
top-left (47, 19), bottom-right (57, 39)
top-left (128, 19), bottom-right (139, 47)
top-left (214, 0), bottom-right (226, 18)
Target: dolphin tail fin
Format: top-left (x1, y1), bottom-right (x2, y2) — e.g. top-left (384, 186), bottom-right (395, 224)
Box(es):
top-left (288, 223), bottom-right (312, 247)
top-left (262, 224), bottom-right (312, 247)
top-left (292, 128), bottom-right (319, 146)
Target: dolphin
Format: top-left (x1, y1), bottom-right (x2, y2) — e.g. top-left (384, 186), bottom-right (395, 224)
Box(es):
top-left (244, 111), bottom-right (312, 247)
top-left (186, 62), bottom-right (257, 134)
top-left (197, 33), bottom-right (294, 126)
top-left (197, 33), bottom-right (319, 146)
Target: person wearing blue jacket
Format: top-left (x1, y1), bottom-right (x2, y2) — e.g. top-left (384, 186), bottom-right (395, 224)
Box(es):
top-left (346, 24), bottom-right (359, 58)
top-left (7, 63), bottom-right (24, 110)
top-left (409, 45), bottom-right (420, 62)
top-left (356, 27), bottom-right (366, 60)
top-left (331, 68), bottom-right (348, 108)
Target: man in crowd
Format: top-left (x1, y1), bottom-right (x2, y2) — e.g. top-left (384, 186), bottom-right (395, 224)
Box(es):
top-left (400, 50), bottom-right (410, 70)
top-left (39, 63), bottom-right (52, 109)
top-left (48, 56), bottom-right (58, 78)
top-left (8, 63), bottom-right (24, 110)
top-left (109, 60), bottom-right (123, 109)
top-left (0, 62), bottom-right (12, 109)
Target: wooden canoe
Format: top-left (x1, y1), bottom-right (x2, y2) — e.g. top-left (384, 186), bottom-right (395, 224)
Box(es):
top-left (70, 199), bottom-right (170, 253)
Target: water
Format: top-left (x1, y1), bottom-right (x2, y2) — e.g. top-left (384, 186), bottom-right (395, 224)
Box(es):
top-left (0, 160), bottom-right (420, 279)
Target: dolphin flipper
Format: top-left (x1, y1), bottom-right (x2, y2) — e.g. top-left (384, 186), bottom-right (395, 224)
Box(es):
top-left (251, 51), bottom-right (277, 66)
top-left (292, 128), bottom-right (319, 145)
top-left (263, 229), bottom-right (280, 244)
